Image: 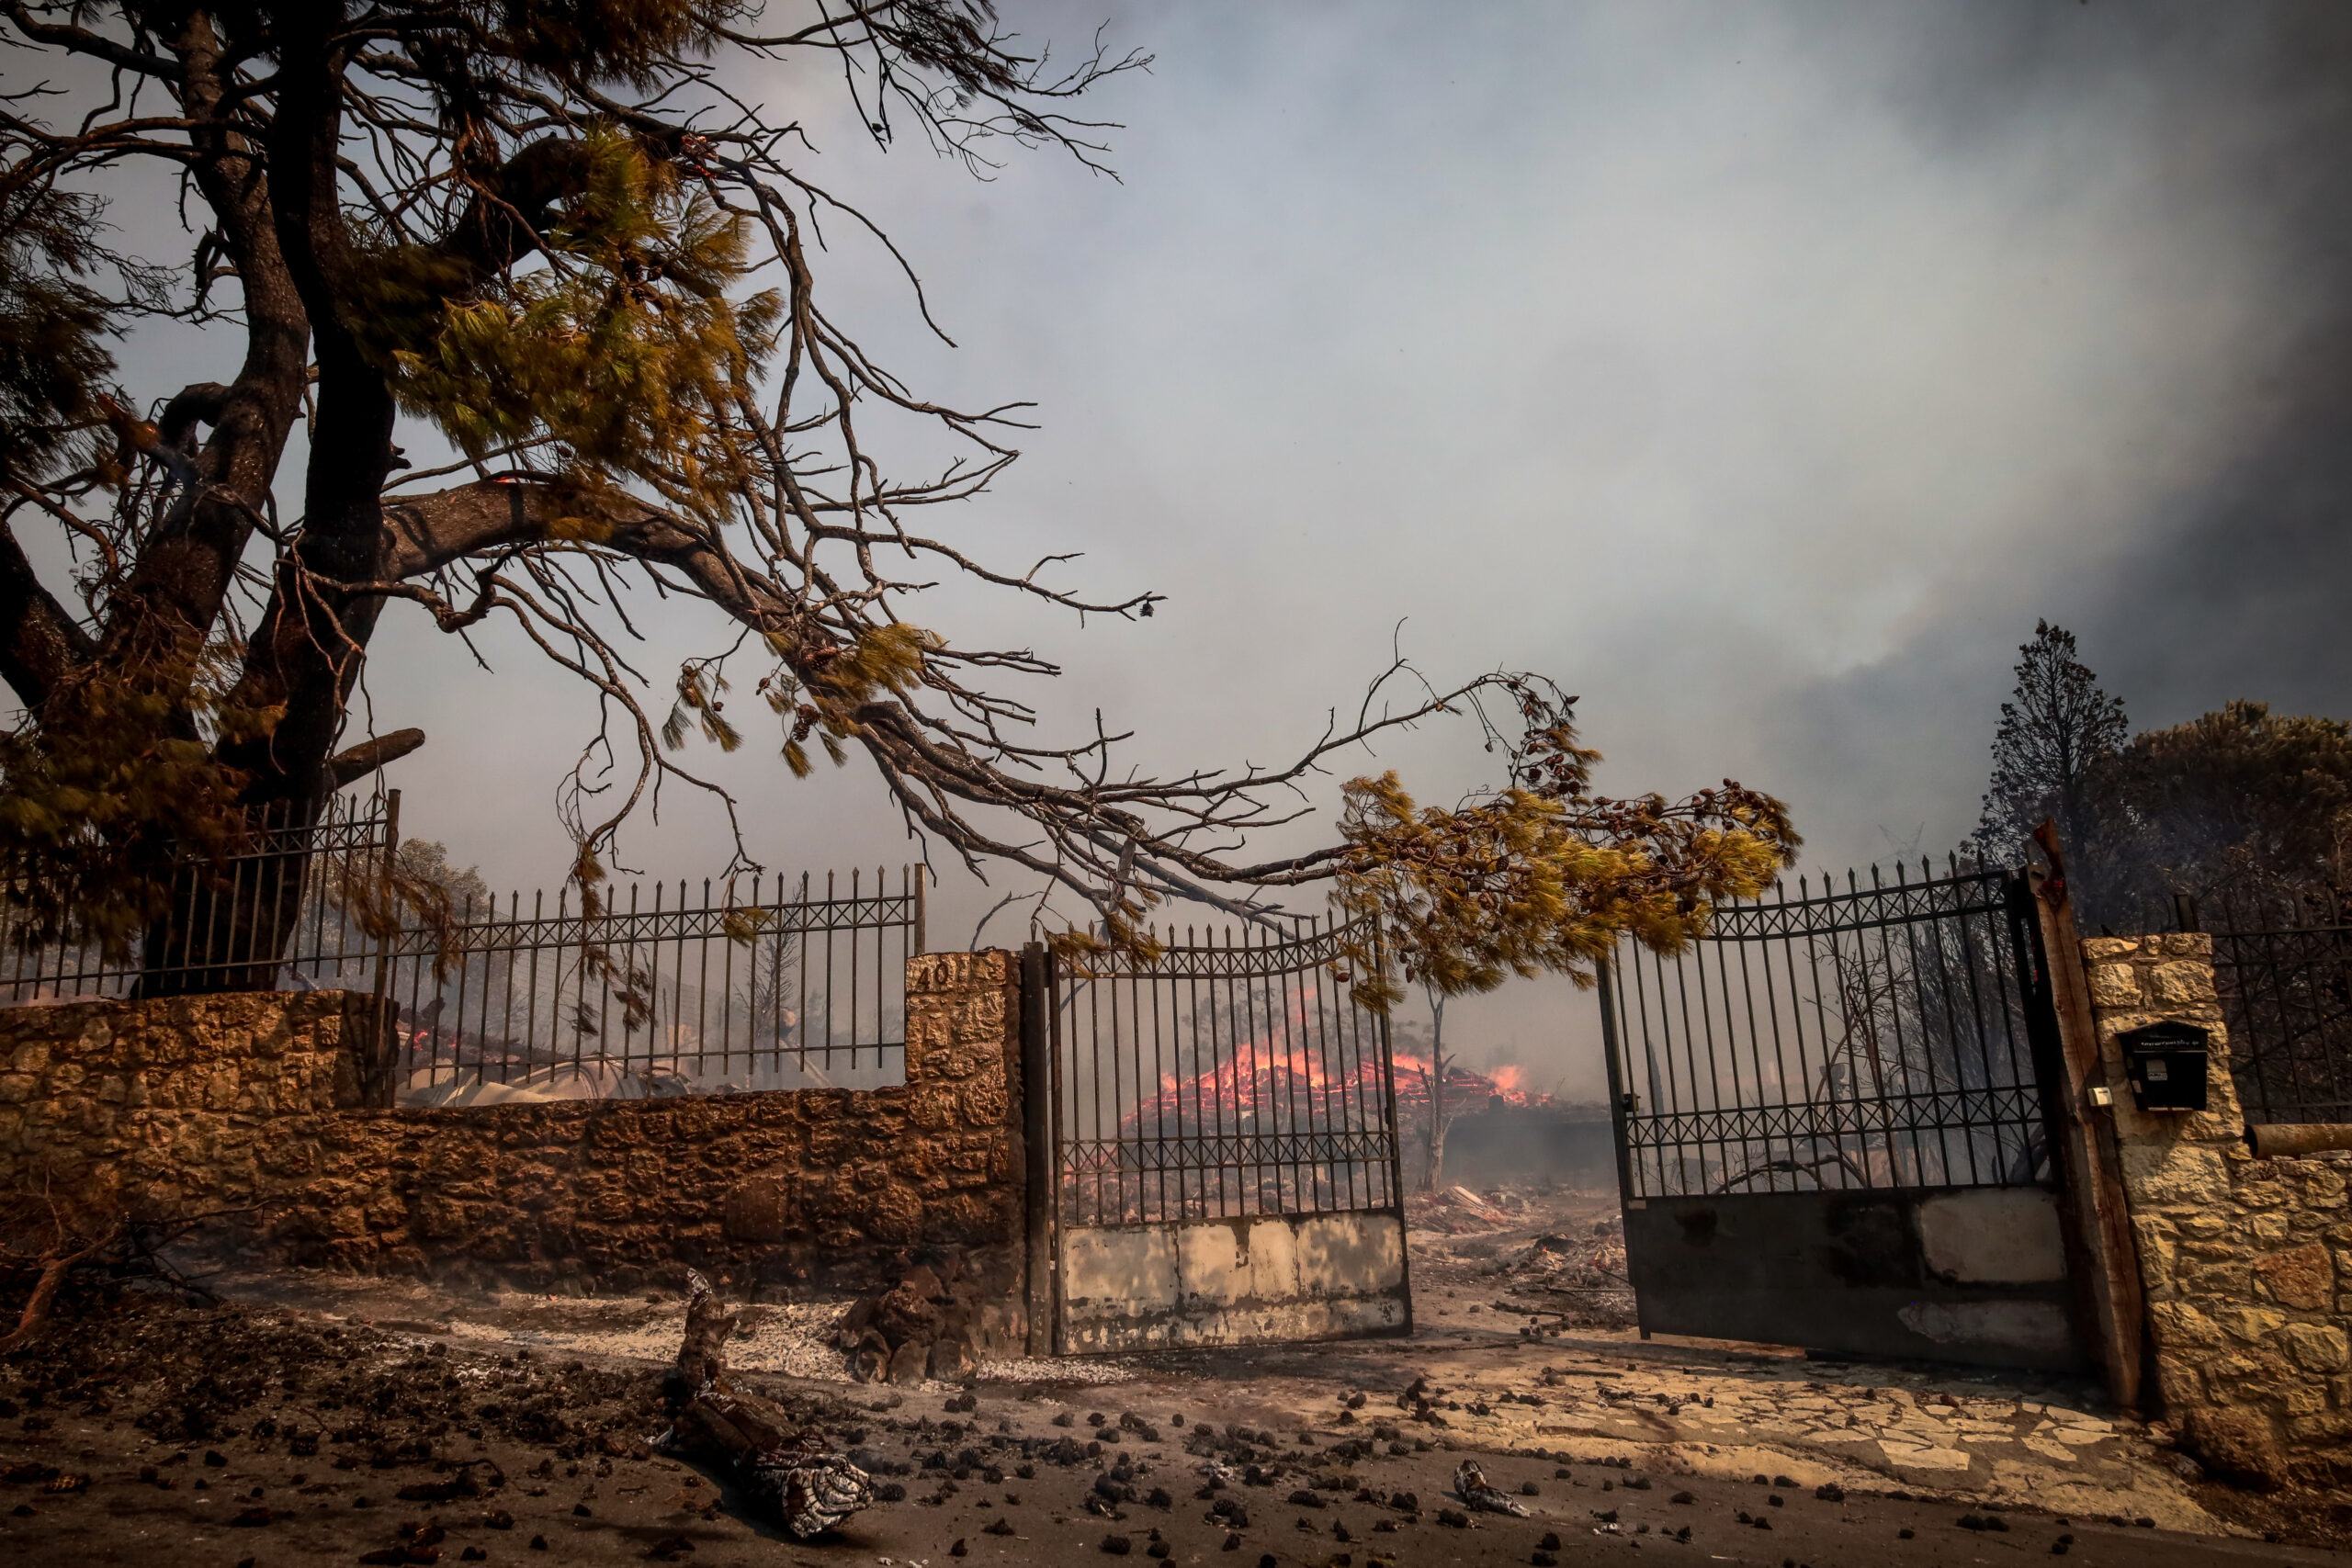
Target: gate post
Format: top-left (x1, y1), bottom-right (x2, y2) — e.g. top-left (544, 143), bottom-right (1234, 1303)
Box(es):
top-left (1019, 942), bottom-right (1056, 1357)
top-left (2023, 840), bottom-right (2147, 1409)
top-left (1595, 952), bottom-right (1653, 1342)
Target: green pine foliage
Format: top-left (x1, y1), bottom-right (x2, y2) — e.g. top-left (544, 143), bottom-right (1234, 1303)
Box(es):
top-left (365, 127), bottom-right (784, 524)
top-left (1331, 683), bottom-right (1799, 1013)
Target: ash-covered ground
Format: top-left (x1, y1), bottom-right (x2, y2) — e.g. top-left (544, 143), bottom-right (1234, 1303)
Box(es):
top-left (3, 1184), bottom-right (2346, 1567)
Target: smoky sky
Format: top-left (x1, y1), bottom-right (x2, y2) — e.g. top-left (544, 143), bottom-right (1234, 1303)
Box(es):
top-left (73, 0), bottom-right (2352, 1093)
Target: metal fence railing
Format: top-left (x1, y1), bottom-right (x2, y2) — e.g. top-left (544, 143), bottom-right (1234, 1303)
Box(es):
top-left (0, 788), bottom-right (925, 1105)
top-left (2202, 888), bottom-right (2352, 1124)
top-left (1600, 859), bottom-right (2055, 1198)
top-left (1049, 914), bottom-right (1404, 1226)
top-left (0, 792), bottom-right (400, 1002)
top-left (384, 866), bottom-right (922, 1104)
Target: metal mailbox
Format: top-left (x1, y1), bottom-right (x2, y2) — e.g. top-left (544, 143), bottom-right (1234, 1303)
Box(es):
top-left (2117, 1021), bottom-right (2211, 1112)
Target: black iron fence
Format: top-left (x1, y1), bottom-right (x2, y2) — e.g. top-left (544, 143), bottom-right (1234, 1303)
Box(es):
top-left (385, 867), bottom-right (922, 1103)
top-left (0, 793), bottom-right (401, 1002)
top-left (0, 789), bottom-right (923, 1104)
top-left (1049, 915), bottom-right (1404, 1226)
top-left (1601, 859), bottom-right (2055, 1198)
top-left (2201, 888), bottom-right (2352, 1124)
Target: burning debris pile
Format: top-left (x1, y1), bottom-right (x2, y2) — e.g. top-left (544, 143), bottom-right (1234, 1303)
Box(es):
top-left (1393, 1055), bottom-right (1553, 1115)
top-left (1106, 1036), bottom-right (1565, 1153)
top-left (1408, 1184), bottom-right (1536, 1235)
top-left (835, 1258), bottom-right (991, 1384)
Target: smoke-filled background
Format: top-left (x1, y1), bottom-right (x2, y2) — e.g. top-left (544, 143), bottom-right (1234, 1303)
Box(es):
top-left (91, 1), bottom-right (2352, 1097)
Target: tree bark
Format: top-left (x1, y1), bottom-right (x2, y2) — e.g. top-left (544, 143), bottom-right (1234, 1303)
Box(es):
top-left (93, 12), bottom-right (311, 680)
top-left (0, 522), bottom-right (96, 707)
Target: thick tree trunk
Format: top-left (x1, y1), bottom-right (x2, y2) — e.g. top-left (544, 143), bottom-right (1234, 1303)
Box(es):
top-left (130, 796), bottom-right (321, 998)
top-left (134, 7), bottom-right (396, 994)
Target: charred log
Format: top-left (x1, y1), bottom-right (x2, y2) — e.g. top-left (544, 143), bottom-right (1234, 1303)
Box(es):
top-left (661, 1270), bottom-right (872, 1539)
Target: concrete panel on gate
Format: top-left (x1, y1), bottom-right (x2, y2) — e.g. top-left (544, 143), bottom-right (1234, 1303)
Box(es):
top-left (1059, 1210), bottom-right (1408, 1354)
top-left (1060, 1224), bottom-right (1180, 1314)
top-left (1242, 1215), bottom-right (1301, 1302)
top-left (1173, 1218), bottom-right (1251, 1308)
top-left (1294, 1212), bottom-right (1404, 1298)
top-left (1917, 1188), bottom-right (2067, 1284)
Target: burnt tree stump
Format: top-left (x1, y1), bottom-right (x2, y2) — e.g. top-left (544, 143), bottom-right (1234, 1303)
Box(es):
top-left (662, 1269), bottom-right (872, 1538)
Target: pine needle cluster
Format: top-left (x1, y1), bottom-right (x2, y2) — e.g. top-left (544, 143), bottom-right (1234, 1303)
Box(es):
top-left (1331, 680), bottom-right (1798, 1012)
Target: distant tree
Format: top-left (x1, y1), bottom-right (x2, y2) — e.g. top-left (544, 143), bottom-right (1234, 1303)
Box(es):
top-left (1970, 621), bottom-right (2129, 868)
top-left (2089, 700), bottom-right (2352, 916)
top-left (394, 840), bottom-right (492, 914)
top-left (1402, 987), bottom-right (1453, 1192)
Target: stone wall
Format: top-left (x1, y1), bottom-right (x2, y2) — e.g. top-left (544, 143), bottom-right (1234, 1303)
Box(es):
top-left (0, 953), bottom-right (1029, 1332)
top-left (0, 989), bottom-right (391, 1218)
top-left (2082, 933), bottom-right (2352, 1489)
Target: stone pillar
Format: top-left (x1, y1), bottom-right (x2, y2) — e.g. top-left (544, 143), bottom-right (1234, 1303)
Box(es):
top-left (2081, 933), bottom-right (2352, 1490)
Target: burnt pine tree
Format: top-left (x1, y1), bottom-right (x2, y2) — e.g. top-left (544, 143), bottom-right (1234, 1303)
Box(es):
top-left (0, 3), bottom-right (1800, 993)
top-left (1972, 621), bottom-right (2127, 868)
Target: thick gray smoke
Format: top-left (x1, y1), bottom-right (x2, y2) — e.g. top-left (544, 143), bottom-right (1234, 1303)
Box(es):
top-left (1771, 3), bottom-right (2352, 868)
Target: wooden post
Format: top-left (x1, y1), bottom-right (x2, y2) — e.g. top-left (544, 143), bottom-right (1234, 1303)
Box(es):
top-left (2028, 836), bottom-right (2146, 1410)
top-left (1019, 942), bottom-right (1056, 1357)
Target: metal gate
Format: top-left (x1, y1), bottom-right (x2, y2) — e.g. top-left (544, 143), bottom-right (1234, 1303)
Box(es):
top-left (1037, 916), bottom-right (1412, 1353)
top-left (1598, 861), bottom-right (2085, 1370)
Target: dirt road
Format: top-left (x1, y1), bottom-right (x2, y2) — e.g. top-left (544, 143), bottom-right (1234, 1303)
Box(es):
top-left (3, 1189), bottom-right (2343, 1566)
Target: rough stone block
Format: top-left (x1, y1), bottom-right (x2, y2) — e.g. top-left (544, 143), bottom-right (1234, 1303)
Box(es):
top-left (2288, 1412), bottom-right (2352, 1444)
top-left (958, 1079), bottom-right (1008, 1128)
top-left (2282, 1323), bottom-right (2352, 1372)
top-left (2121, 1144), bottom-right (2232, 1207)
top-left (2211, 1304), bottom-right (2289, 1344)
top-left (2149, 962), bottom-right (2217, 1005)
top-left (2183, 1409), bottom-right (2288, 1490)
top-left (2297, 1162), bottom-right (2347, 1202)
top-left (2154, 1359), bottom-right (2207, 1410)
top-left (2236, 1181), bottom-right (2291, 1211)
top-left (2256, 1244), bottom-right (2335, 1311)
top-left (2087, 964), bottom-right (2143, 1010)
top-left (2179, 1262), bottom-right (2255, 1300)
